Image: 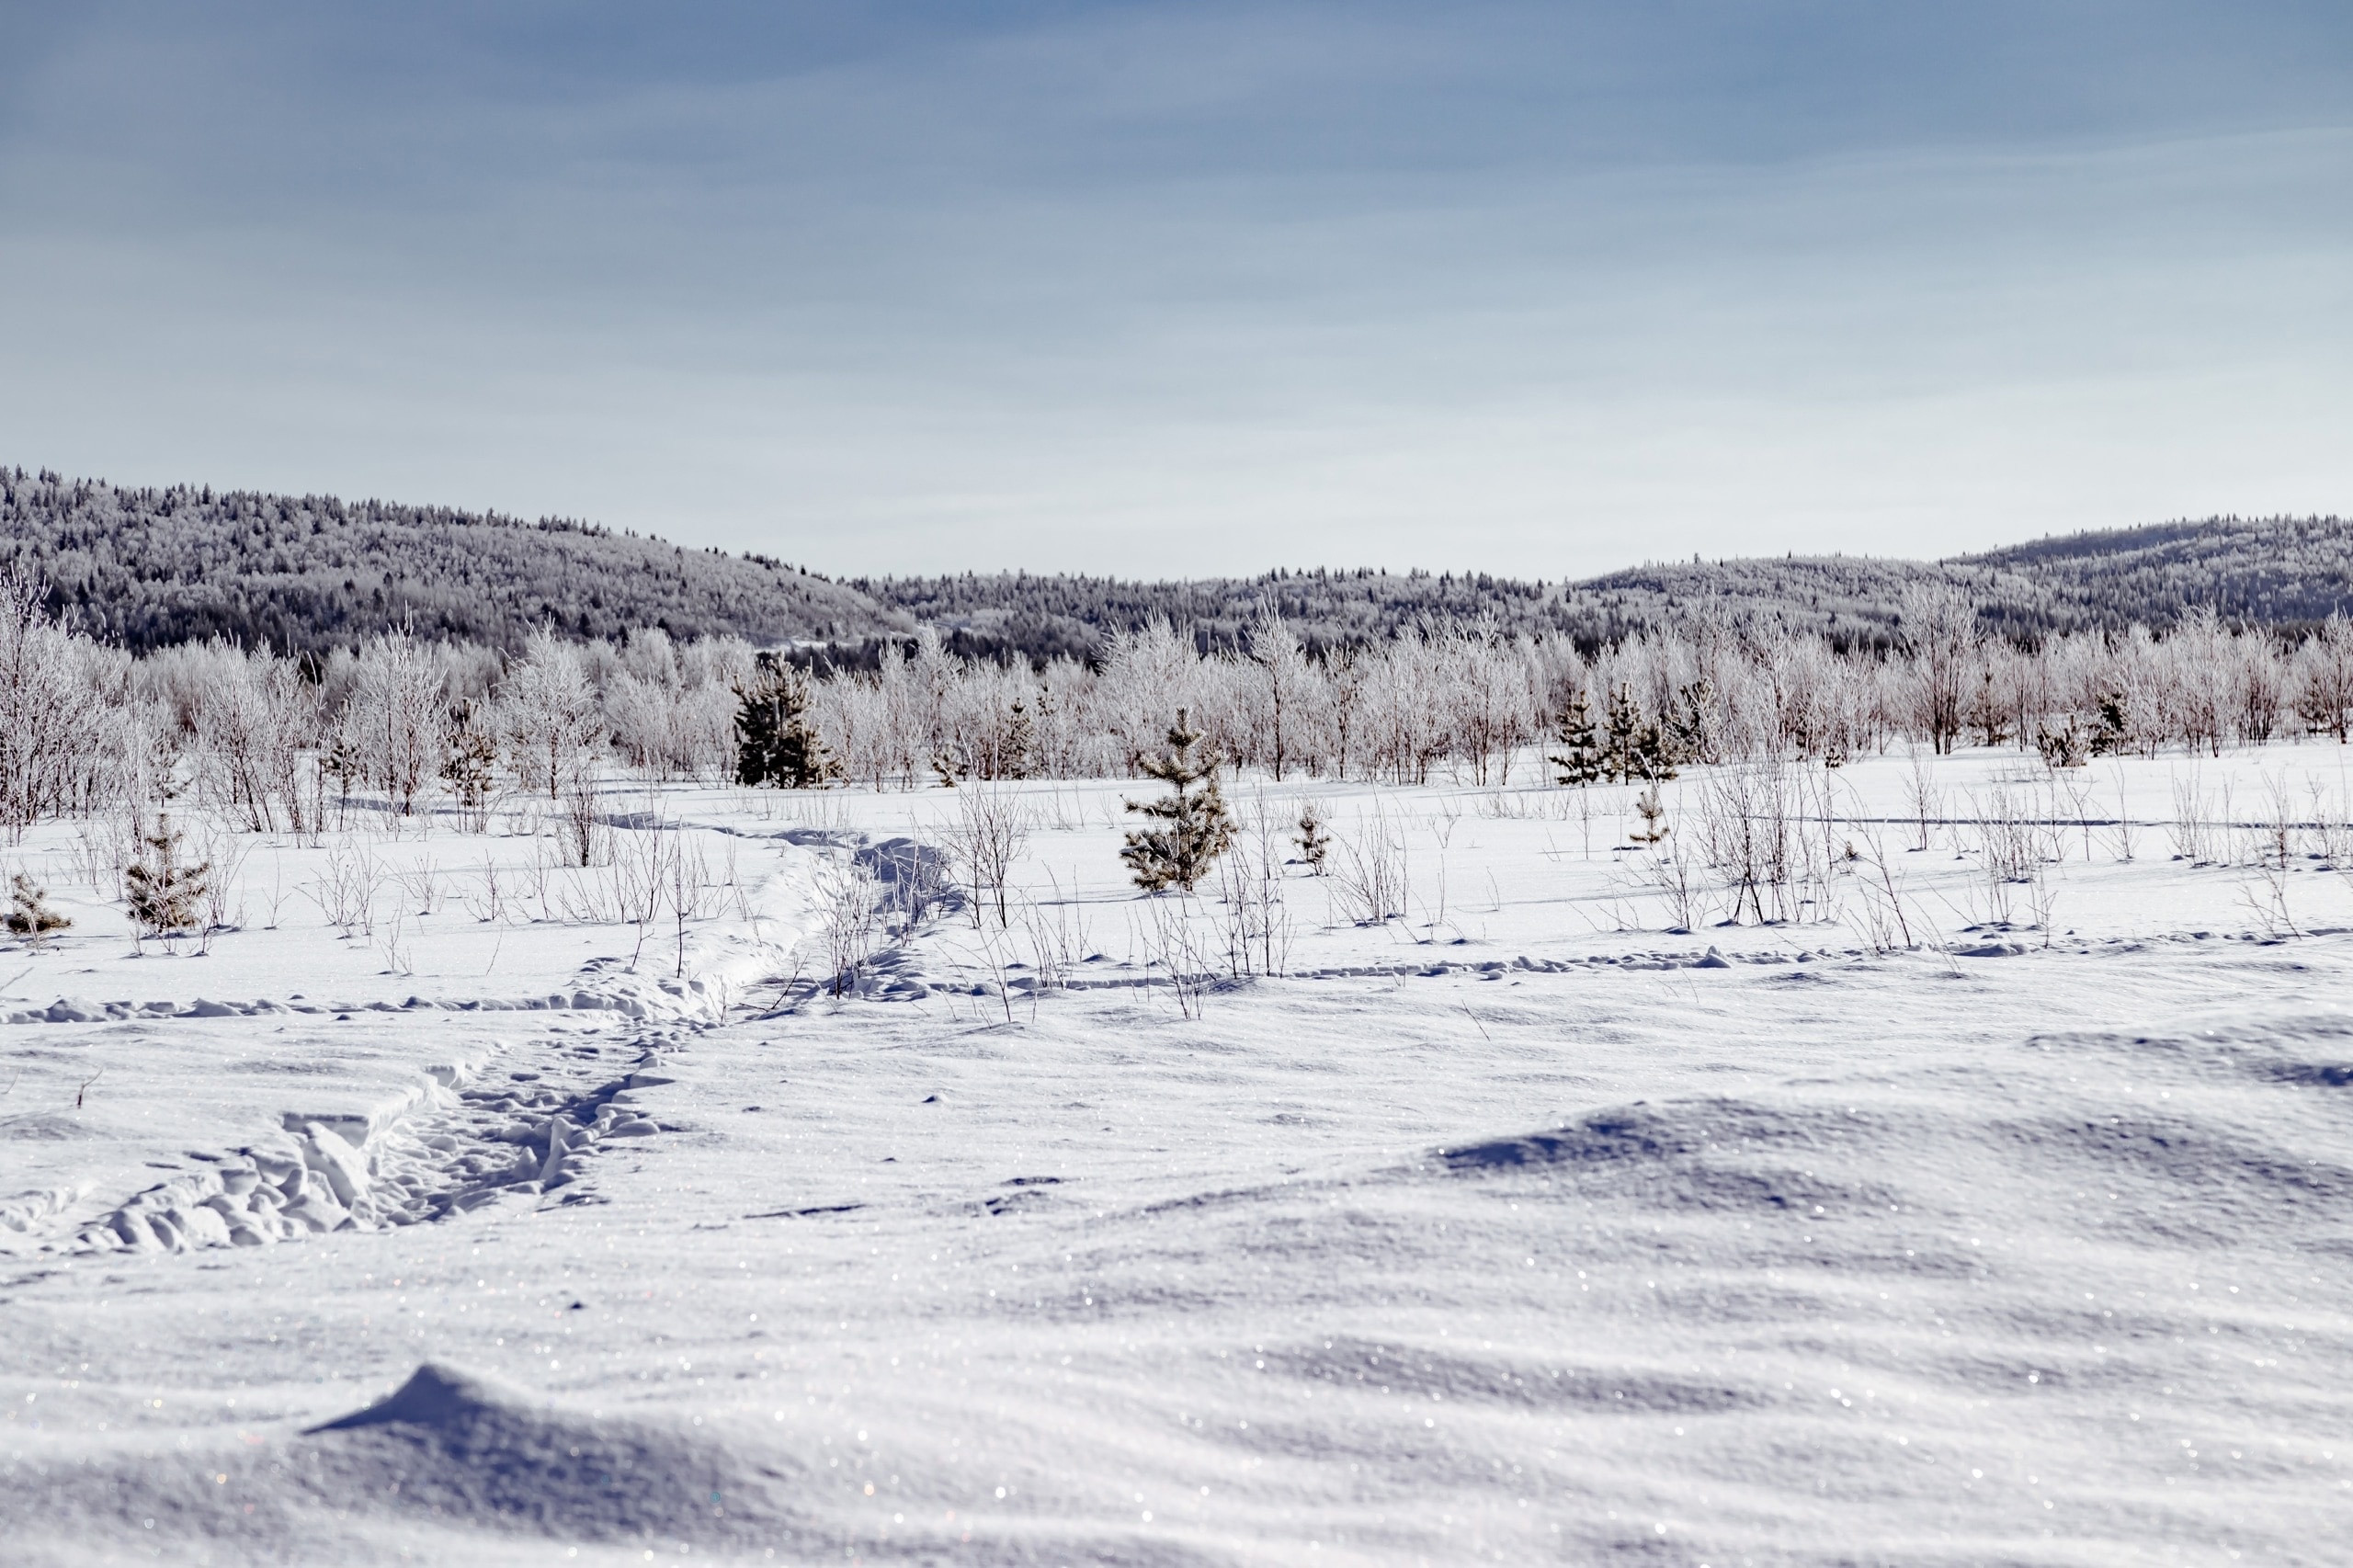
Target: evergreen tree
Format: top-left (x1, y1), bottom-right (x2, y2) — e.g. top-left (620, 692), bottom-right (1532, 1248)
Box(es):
top-left (1629, 784), bottom-right (1671, 845)
top-left (125, 815), bottom-right (210, 940)
top-left (1549, 688), bottom-right (1604, 787)
top-left (1665, 679), bottom-right (1716, 767)
top-left (2036, 717), bottom-right (2088, 768)
top-left (322, 730), bottom-right (361, 819)
top-left (5, 873), bottom-right (70, 946)
top-left (1602, 687), bottom-right (1643, 782)
top-left (440, 702), bottom-right (500, 828)
top-left (1597, 686), bottom-right (1677, 783)
top-left (2087, 690), bottom-right (2131, 756)
top-left (998, 699), bottom-right (1035, 780)
top-left (1967, 669), bottom-right (2011, 748)
top-left (1120, 709), bottom-right (1235, 893)
top-left (1294, 801), bottom-right (1332, 874)
top-left (734, 655), bottom-right (836, 789)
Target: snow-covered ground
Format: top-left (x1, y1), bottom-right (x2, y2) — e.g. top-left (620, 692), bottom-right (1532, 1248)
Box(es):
top-left (5, 746), bottom-right (2351, 1564)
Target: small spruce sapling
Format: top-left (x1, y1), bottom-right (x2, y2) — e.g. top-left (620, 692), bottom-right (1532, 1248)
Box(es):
top-left (441, 703), bottom-right (501, 829)
top-left (2035, 717), bottom-right (2088, 769)
top-left (1549, 689), bottom-right (1604, 787)
top-left (734, 655), bottom-right (837, 789)
top-left (1294, 800), bottom-right (1332, 874)
top-left (125, 814), bottom-right (210, 942)
top-left (1120, 710), bottom-right (1236, 893)
top-left (998, 699), bottom-right (1035, 780)
top-left (5, 874), bottom-right (70, 947)
top-left (1629, 784), bottom-right (1670, 845)
top-left (1665, 679), bottom-right (1716, 767)
top-left (2088, 691), bottom-right (2131, 757)
top-left (1586, 686), bottom-right (1679, 784)
top-left (322, 732), bottom-right (361, 823)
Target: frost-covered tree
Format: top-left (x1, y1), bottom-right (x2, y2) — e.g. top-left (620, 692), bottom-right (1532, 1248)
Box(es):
top-left (5, 873), bottom-right (70, 946)
top-left (1294, 800), bottom-right (1331, 874)
top-left (192, 647), bottom-right (318, 833)
top-left (0, 569), bottom-right (120, 837)
top-left (1898, 585), bottom-right (1977, 756)
top-left (2296, 613), bottom-right (2353, 742)
top-left (1244, 605), bottom-right (1317, 782)
top-left (1121, 710), bottom-right (1234, 893)
top-left (343, 631), bottom-right (449, 814)
top-left (125, 814), bottom-right (209, 940)
top-left (497, 627), bottom-right (603, 798)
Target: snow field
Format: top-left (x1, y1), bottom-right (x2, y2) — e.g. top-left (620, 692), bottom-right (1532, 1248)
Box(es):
top-left (3, 744), bottom-right (2352, 1563)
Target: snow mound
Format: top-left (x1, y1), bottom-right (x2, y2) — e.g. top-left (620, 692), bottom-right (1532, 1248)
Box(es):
top-left (298, 1362), bottom-right (802, 1549)
top-left (306, 1360), bottom-right (531, 1434)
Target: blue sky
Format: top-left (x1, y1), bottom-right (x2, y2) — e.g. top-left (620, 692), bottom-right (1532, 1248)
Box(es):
top-left (1, 3), bottom-right (2347, 577)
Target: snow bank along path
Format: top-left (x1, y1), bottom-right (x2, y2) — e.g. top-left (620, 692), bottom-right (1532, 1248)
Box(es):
top-left (0, 821), bottom-right (836, 1264)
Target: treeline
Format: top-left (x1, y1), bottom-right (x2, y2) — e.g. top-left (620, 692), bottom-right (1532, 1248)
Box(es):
top-left (9, 565), bottom-right (2353, 844)
top-left (0, 468), bottom-right (904, 655)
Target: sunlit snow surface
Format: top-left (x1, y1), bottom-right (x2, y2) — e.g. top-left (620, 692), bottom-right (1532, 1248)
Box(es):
top-left (4, 749), bottom-right (2351, 1564)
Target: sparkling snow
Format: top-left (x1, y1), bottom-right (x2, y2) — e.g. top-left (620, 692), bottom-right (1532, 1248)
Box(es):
top-left (4, 748), bottom-right (2351, 1564)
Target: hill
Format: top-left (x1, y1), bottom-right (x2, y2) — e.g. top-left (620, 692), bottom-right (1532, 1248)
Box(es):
top-left (6, 463), bottom-right (2343, 660)
top-left (858, 515), bottom-right (2353, 661)
top-left (0, 468), bottom-right (905, 655)
top-left (1964, 515), bottom-right (2353, 638)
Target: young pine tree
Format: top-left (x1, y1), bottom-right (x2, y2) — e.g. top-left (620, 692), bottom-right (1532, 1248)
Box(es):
top-left (998, 699), bottom-right (1036, 781)
top-left (1549, 688), bottom-right (1604, 787)
top-left (1601, 687), bottom-right (1645, 782)
top-left (5, 873), bottom-right (70, 947)
top-left (2088, 691), bottom-right (2131, 757)
top-left (125, 815), bottom-right (210, 940)
top-left (1665, 679), bottom-right (1715, 767)
top-left (1120, 710), bottom-right (1236, 893)
top-left (1294, 800), bottom-right (1332, 875)
top-left (1599, 686), bottom-right (1677, 783)
top-left (734, 655), bottom-right (836, 789)
top-left (441, 702), bottom-right (501, 830)
top-left (1629, 784), bottom-right (1671, 845)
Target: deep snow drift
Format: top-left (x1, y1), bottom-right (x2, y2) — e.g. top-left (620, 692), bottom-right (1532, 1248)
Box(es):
top-left (4, 749), bottom-right (2350, 1564)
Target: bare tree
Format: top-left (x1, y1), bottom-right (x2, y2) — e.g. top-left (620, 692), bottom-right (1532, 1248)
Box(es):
top-left (1897, 585), bottom-right (1977, 756)
top-left (943, 784), bottom-right (1029, 929)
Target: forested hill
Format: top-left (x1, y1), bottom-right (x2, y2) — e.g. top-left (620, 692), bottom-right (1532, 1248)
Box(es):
top-left (5, 463), bottom-right (2344, 660)
top-left (857, 515), bottom-right (2353, 662)
top-left (0, 468), bottom-right (905, 655)
top-left (1963, 516), bottom-right (2353, 637)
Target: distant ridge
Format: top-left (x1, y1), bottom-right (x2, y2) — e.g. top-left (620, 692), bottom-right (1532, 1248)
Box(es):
top-left (0, 467), bottom-right (904, 655)
top-left (858, 515), bottom-right (2353, 663)
top-left (3, 464), bottom-right (2341, 659)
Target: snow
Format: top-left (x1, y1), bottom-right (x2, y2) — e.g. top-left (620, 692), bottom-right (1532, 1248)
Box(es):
top-left (5, 748), bottom-right (2352, 1563)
